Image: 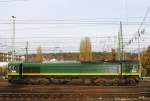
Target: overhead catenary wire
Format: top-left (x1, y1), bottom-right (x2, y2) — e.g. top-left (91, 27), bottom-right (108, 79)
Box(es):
top-left (0, 20), bottom-right (150, 25)
top-left (0, 18), bottom-right (150, 54)
top-left (125, 7), bottom-right (150, 47)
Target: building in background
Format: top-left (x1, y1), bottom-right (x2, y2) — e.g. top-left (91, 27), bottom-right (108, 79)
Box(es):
top-left (0, 52), bottom-right (21, 62)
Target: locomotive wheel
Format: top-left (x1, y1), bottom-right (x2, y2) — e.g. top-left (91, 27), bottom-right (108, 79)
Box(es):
top-left (83, 79), bottom-right (92, 85)
top-left (129, 79), bottom-right (136, 86)
top-left (67, 78), bottom-right (83, 85)
top-left (24, 78), bottom-right (33, 84)
top-left (52, 79), bottom-right (62, 84)
top-left (112, 80), bottom-right (118, 86)
top-left (94, 79), bottom-right (105, 86)
top-left (28, 78), bottom-right (40, 85)
top-left (105, 81), bottom-right (113, 86)
top-left (94, 78), bottom-right (111, 86)
top-left (39, 78), bottom-right (50, 85)
top-left (96, 81), bottom-right (105, 86)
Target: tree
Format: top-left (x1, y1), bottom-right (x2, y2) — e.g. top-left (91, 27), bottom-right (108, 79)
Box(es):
top-left (79, 37), bottom-right (92, 62)
top-left (111, 48), bottom-right (116, 61)
top-left (142, 46), bottom-right (150, 76)
top-left (35, 46), bottom-right (43, 63)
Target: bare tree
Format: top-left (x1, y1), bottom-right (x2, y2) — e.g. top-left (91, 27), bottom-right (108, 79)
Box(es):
top-left (35, 46), bottom-right (43, 63)
top-left (79, 37), bottom-right (92, 62)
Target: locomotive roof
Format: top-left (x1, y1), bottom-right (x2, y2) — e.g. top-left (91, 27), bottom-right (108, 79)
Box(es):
top-left (8, 60), bottom-right (139, 65)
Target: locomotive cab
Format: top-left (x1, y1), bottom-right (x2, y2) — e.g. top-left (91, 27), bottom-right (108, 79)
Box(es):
top-left (7, 63), bottom-right (23, 83)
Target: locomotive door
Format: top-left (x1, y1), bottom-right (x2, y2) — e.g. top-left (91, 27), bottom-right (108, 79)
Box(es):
top-left (19, 63), bottom-right (23, 79)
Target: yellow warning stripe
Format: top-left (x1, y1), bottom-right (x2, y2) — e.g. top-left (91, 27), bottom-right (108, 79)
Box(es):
top-left (8, 73), bottom-right (140, 76)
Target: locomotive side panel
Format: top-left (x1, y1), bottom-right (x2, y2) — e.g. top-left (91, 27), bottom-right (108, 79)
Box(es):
top-left (7, 62), bottom-right (140, 85)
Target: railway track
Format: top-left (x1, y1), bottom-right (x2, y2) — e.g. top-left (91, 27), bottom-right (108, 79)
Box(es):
top-left (0, 80), bottom-right (149, 100)
top-left (0, 92), bottom-right (149, 101)
top-left (0, 86), bottom-right (149, 100)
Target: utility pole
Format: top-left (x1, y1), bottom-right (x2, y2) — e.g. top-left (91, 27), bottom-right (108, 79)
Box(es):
top-left (25, 41), bottom-right (28, 62)
top-left (138, 31), bottom-right (142, 77)
top-left (12, 16), bottom-right (16, 62)
top-left (117, 21), bottom-right (124, 61)
top-left (117, 22), bottom-right (124, 76)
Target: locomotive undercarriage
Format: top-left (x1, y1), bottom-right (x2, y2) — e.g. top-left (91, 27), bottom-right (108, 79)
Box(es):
top-left (8, 75), bottom-right (139, 86)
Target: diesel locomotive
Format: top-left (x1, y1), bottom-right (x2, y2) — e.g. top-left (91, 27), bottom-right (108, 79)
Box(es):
top-left (7, 61), bottom-right (140, 86)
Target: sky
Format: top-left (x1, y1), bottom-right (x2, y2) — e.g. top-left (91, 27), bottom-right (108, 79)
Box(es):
top-left (0, 0), bottom-right (150, 54)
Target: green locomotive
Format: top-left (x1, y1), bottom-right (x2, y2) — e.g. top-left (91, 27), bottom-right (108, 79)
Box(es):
top-left (7, 61), bottom-right (140, 85)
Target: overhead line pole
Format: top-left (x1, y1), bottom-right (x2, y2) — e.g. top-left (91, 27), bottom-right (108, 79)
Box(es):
top-left (117, 22), bottom-right (124, 61)
top-left (25, 41), bottom-right (28, 62)
top-left (120, 22), bottom-right (124, 60)
top-left (12, 16), bottom-right (16, 62)
top-left (138, 32), bottom-right (142, 77)
top-left (117, 22), bottom-right (124, 76)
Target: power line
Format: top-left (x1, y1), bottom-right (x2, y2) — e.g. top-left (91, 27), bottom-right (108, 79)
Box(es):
top-left (125, 7), bottom-right (150, 47)
top-left (0, 21), bottom-right (150, 25)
